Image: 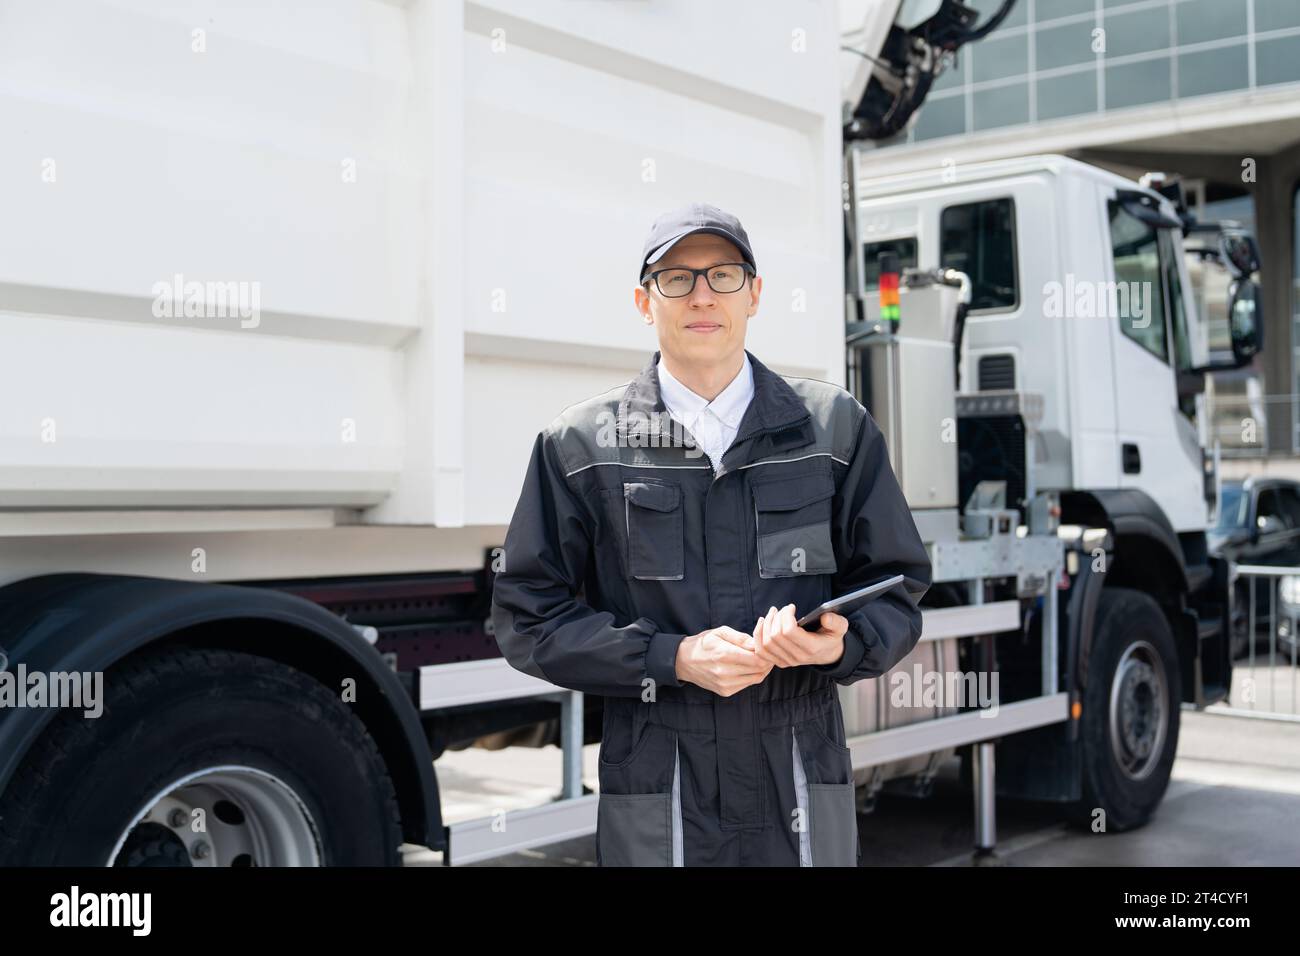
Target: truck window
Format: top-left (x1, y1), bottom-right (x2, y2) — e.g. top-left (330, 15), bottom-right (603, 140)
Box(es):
top-left (862, 237), bottom-right (917, 288)
top-left (1159, 229), bottom-right (1191, 372)
top-left (1158, 227), bottom-right (1201, 419)
top-left (1108, 201), bottom-right (1169, 363)
top-left (940, 198), bottom-right (1017, 312)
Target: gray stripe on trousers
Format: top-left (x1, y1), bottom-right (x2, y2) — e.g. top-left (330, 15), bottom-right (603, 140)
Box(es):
top-left (792, 726), bottom-right (812, 866)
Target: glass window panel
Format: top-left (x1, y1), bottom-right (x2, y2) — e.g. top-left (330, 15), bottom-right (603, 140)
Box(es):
top-left (930, 54), bottom-right (966, 93)
top-left (1257, 35), bottom-right (1300, 88)
top-left (972, 82), bottom-right (1030, 130)
top-left (1036, 21), bottom-right (1102, 70)
top-left (1036, 69), bottom-right (1099, 121)
top-left (1108, 201), bottom-right (1168, 363)
top-left (1279, 489), bottom-right (1300, 529)
top-left (1174, 0), bottom-right (1246, 47)
top-left (1215, 485), bottom-right (1248, 529)
top-left (972, 32), bottom-right (1029, 83)
top-left (1203, 194), bottom-right (1256, 236)
top-left (1160, 230), bottom-right (1192, 373)
top-left (1177, 44), bottom-right (1248, 98)
top-left (1294, 186), bottom-right (1300, 452)
top-left (940, 198), bottom-right (1019, 312)
top-left (913, 94), bottom-right (967, 141)
top-left (1187, 240), bottom-right (1235, 354)
top-left (1102, 7), bottom-right (1171, 58)
top-left (1257, 0), bottom-right (1300, 32)
top-left (1105, 56), bottom-right (1172, 110)
top-left (969, 0), bottom-right (1028, 30)
top-left (1036, 0), bottom-right (1096, 25)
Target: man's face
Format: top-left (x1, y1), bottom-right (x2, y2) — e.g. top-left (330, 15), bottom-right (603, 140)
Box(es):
top-left (634, 232), bottom-right (761, 367)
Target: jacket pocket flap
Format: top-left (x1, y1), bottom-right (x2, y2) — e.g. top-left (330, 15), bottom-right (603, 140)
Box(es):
top-left (624, 480), bottom-right (681, 513)
top-left (752, 474), bottom-right (836, 512)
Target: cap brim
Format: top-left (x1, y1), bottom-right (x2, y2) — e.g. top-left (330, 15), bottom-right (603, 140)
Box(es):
top-left (643, 227), bottom-right (754, 273)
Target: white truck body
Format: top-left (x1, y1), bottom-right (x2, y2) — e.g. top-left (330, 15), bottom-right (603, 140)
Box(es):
top-left (0, 0), bottom-right (846, 582)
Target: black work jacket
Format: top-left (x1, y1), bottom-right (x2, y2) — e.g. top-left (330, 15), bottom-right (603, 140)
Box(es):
top-left (490, 347), bottom-right (932, 705)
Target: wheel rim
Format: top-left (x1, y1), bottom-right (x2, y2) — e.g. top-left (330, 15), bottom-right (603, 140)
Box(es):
top-left (1107, 640), bottom-right (1168, 782)
top-left (107, 766), bottom-right (323, 867)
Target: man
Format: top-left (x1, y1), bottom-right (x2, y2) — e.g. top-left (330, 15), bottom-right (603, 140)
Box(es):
top-left (491, 202), bottom-right (932, 866)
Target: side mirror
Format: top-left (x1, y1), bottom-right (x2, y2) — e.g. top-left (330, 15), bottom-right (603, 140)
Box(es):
top-left (1228, 279), bottom-right (1262, 365)
top-left (1220, 232), bottom-right (1261, 278)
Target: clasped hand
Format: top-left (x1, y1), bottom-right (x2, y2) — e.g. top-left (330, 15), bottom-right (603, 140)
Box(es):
top-left (677, 604), bottom-right (849, 697)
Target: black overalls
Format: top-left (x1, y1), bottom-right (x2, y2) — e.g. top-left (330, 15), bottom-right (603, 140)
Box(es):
top-left (491, 348), bottom-right (931, 866)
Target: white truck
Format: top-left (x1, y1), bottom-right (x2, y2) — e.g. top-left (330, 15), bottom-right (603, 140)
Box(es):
top-left (0, 0), bottom-right (1257, 866)
top-left (844, 149), bottom-right (1261, 837)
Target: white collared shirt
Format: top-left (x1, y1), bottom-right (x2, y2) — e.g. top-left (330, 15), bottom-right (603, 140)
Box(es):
top-left (656, 352), bottom-right (755, 473)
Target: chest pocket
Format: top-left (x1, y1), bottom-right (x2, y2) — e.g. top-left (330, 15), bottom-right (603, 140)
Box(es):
top-left (752, 473), bottom-right (838, 579)
top-left (624, 480), bottom-right (684, 581)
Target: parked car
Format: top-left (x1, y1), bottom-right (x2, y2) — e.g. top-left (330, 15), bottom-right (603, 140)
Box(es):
top-left (1209, 477), bottom-right (1300, 658)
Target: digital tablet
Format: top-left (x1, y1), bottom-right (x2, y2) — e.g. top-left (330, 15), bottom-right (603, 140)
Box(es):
top-left (796, 574), bottom-right (906, 628)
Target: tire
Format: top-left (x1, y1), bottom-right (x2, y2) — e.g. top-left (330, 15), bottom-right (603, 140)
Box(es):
top-left (0, 647), bottom-right (402, 866)
top-left (1065, 587), bottom-right (1180, 833)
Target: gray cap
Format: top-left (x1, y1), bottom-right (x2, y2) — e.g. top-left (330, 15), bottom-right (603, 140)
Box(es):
top-left (639, 202), bottom-right (756, 281)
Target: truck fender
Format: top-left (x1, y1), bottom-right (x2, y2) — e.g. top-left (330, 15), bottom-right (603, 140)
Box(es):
top-left (1061, 489), bottom-right (1189, 593)
top-left (0, 572), bottom-right (444, 852)
top-left (1061, 488), bottom-right (1201, 733)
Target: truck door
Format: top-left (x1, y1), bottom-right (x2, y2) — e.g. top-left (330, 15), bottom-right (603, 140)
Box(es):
top-left (1106, 198), bottom-right (1205, 531)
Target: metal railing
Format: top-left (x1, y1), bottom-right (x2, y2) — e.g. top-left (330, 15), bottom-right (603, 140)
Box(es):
top-left (1207, 564), bottom-right (1300, 722)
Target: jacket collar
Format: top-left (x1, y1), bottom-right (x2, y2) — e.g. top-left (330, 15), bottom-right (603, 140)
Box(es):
top-left (618, 348), bottom-right (810, 452)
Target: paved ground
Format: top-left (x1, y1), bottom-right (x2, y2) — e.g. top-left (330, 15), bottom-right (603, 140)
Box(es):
top-left (402, 689), bottom-right (1300, 868)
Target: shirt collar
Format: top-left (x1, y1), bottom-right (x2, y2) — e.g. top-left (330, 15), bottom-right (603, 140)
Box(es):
top-left (656, 352), bottom-right (754, 430)
top-left (616, 347), bottom-right (810, 452)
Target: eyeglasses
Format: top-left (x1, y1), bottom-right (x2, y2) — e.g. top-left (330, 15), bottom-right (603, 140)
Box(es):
top-left (642, 262), bottom-right (755, 298)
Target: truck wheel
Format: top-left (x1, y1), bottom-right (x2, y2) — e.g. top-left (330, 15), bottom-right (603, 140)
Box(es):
top-left (1067, 587), bottom-right (1180, 832)
top-left (0, 648), bottom-right (403, 866)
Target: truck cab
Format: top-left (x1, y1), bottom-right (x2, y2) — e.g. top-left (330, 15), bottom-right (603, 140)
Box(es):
top-left (853, 155), bottom-right (1260, 540)
top-left (845, 153), bottom-right (1265, 829)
